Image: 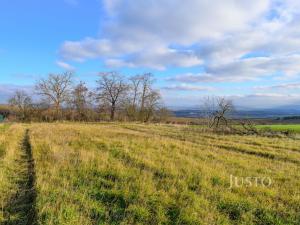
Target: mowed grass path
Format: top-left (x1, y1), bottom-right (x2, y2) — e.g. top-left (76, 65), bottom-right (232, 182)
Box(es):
top-left (1, 123), bottom-right (300, 224)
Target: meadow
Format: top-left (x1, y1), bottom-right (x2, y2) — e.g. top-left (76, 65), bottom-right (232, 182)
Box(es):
top-left (0, 122), bottom-right (300, 224)
top-left (256, 124), bottom-right (300, 133)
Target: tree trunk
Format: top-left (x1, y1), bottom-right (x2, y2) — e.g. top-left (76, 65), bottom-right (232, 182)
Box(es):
top-left (55, 102), bottom-right (60, 121)
top-left (139, 85), bottom-right (147, 121)
top-left (110, 103), bottom-right (116, 121)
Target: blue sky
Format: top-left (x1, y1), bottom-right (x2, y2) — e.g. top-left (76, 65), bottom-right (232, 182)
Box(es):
top-left (1, 0), bottom-right (300, 108)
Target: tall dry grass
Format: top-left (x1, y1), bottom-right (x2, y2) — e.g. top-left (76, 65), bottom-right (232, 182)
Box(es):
top-left (26, 123), bottom-right (300, 225)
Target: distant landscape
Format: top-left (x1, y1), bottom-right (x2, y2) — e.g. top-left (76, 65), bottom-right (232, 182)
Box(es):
top-left (1, 0), bottom-right (300, 224)
top-left (173, 108), bottom-right (300, 119)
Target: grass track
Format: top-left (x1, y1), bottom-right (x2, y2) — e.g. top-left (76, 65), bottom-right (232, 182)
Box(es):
top-left (0, 125), bottom-right (37, 224)
top-left (3, 129), bottom-right (37, 224)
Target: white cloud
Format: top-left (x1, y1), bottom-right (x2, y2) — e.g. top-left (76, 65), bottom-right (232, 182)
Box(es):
top-left (102, 0), bottom-right (269, 44)
top-left (162, 84), bottom-right (215, 91)
top-left (60, 38), bottom-right (123, 62)
top-left (254, 82), bottom-right (300, 90)
top-left (169, 54), bottom-right (300, 83)
top-left (167, 73), bottom-right (228, 83)
top-left (105, 47), bottom-right (202, 70)
top-left (59, 0), bottom-right (272, 69)
top-left (58, 0), bottom-right (300, 93)
top-left (56, 61), bottom-right (75, 71)
top-left (0, 84), bottom-right (33, 103)
top-left (231, 93), bottom-right (300, 109)
top-left (61, 39), bottom-right (202, 69)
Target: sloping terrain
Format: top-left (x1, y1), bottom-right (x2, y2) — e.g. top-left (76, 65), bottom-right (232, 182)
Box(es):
top-left (1, 123), bottom-right (300, 224)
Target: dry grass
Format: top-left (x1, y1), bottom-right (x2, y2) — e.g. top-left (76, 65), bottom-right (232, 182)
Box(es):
top-left (0, 124), bottom-right (32, 223)
top-left (1, 122), bottom-right (300, 224)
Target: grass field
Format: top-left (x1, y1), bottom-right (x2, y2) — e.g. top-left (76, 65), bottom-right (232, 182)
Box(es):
top-left (1, 123), bottom-right (300, 224)
top-left (256, 124), bottom-right (300, 133)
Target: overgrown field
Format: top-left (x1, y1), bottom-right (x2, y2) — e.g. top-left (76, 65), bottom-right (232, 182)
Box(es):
top-left (1, 123), bottom-right (300, 224)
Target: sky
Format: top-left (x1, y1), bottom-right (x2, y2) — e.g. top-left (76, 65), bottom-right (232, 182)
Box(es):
top-left (1, 0), bottom-right (300, 109)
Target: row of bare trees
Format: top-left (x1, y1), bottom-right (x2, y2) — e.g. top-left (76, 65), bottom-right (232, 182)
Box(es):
top-left (8, 72), bottom-right (170, 122)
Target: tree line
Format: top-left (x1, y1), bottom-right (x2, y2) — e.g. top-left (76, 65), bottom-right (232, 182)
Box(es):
top-left (7, 71), bottom-right (171, 122)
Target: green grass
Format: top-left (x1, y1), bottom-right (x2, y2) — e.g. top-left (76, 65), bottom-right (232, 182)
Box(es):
top-left (1, 123), bottom-right (300, 224)
top-left (256, 124), bottom-right (300, 133)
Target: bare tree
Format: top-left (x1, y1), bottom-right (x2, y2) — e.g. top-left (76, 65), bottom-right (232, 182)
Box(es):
top-left (202, 96), bottom-right (234, 129)
top-left (239, 119), bottom-right (259, 135)
top-left (129, 75), bottom-right (142, 109)
top-left (139, 73), bottom-right (154, 119)
top-left (142, 90), bottom-right (161, 122)
top-left (126, 75), bottom-right (143, 120)
top-left (201, 96), bottom-right (217, 126)
top-left (209, 97), bottom-right (234, 129)
top-left (126, 73), bottom-right (162, 122)
top-left (9, 90), bottom-right (32, 121)
top-left (96, 72), bottom-right (128, 121)
top-left (155, 107), bottom-right (173, 122)
top-left (71, 81), bottom-right (93, 121)
top-left (35, 72), bottom-right (73, 120)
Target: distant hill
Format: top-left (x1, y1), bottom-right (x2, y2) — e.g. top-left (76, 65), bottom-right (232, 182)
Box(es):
top-left (172, 107), bottom-right (300, 119)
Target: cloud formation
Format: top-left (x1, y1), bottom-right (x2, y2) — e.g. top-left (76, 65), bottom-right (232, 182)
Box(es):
top-left (0, 84), bottom-right (32, 103)
top-left (162, 84), bottom-right (215, 91)
top-left (59, 0), bottom-right (300, 109)
top-left (56, 61), bottom-right (75, 71)
top-left (232, 93), bottom-right (300, 109)
top-left (169, 55), bottom-right (300, 83)
top-left (60, 0), bottom-right (276, 71)
top-left (254, 82), bottom-right (300, 90)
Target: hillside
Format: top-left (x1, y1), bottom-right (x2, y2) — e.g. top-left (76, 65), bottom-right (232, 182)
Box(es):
top-left (1, 123), bottom-right (300, 224)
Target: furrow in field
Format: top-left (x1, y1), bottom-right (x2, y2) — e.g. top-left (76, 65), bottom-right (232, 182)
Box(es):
top-left (122, 125), bottom-right (300, 166)
top-left (124, 124), bottom-right (300, 156)
top-left (104, 125), bottom-right (300, 223)
top-left (3, 129), bottom-right (37, 225)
